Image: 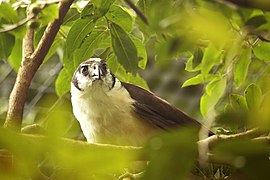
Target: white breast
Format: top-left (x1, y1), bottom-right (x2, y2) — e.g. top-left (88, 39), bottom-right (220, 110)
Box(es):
top-left (71, 81), bottom-right (156, 145)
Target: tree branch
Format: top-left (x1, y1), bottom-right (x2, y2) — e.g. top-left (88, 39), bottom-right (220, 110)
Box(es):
top-left (215, 0), bottom-right (270, 11)
top-left (4, 0), bottom-right (74, 130)
top-left (198, 128), bottom-right (269, 165)
top-left (123, 0), bottom-right (148, 25)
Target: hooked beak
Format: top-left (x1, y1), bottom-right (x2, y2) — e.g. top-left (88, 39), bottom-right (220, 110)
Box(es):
top-left (91, 64), bottom-right (103, 80)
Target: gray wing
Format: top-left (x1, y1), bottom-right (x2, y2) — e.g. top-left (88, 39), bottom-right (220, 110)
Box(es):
top-left (121, 82), bottom-right (202, 131)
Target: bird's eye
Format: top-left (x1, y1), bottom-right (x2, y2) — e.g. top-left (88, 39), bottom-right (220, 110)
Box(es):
top-left (81, 66), bottom-right (88, 76)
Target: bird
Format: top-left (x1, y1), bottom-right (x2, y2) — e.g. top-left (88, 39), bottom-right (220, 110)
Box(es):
top-left (71, 58), bottom-right (211, 146)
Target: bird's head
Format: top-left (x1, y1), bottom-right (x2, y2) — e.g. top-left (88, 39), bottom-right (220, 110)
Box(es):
top-left (71, 58), bottom-right (116, 92)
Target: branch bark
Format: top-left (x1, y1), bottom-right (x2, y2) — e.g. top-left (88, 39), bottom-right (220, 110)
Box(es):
top-left (124, 0), bottom-right (148, 25)
top-left (198, 128), bottom-right (269, 165)
top-left (4, 0), bottom-right (74, 130)
top-left (215, 0), bottom-right (270, 11)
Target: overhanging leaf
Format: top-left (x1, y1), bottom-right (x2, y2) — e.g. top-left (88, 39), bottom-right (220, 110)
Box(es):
top-left (73, 28), bottom-right (109, 68)
top-left (106, 5), bottom-right (133, 32)
top-left (110, 23), bottom-right (138, 73)
top-left (66, 18), bottom-right (95, 57)
top-left (107, 55), bottom-right (148, 89)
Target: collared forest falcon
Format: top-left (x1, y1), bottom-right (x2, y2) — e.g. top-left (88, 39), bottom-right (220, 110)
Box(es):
top-left (71, 58), bottom-right (208, 145)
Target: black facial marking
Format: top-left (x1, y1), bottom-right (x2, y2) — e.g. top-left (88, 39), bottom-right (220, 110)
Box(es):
top-left (80, 65), bottom-right (89, 76)
top-left (110, 72), bottom-right (116, 90)
top-left (101, 62), bottom-right (107, 75)
top-left (72, 73), bottom-right (82, 91)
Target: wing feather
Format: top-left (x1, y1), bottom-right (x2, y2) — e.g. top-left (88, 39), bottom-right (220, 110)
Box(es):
top-left (121, 82), bottom-right (202, 130)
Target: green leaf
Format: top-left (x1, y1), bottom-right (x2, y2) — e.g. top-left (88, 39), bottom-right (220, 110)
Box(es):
top-left (110, 23), bottom-right (138, 73)
top-left (0, 2), bottom-right (19, 23)
top-left (185, 53), bottom-right (201, 72)
top-left (230, 94), bottom-right (248, 111)
top-left (106, 5), bottom-right (133, 32)
top-left (85, 0), bottom-right (115, 20)
top-left (66, 18), bottom-right (95, 57)
top-left (234, 48), bottom-right (252, 87)
top-left (192, 47), bottom-right (203, 68)
top-left (55, 68), bottom-right (72, 97)
top-left (201, 43), bottom-right (221, 75)
top-left (107, 55), bottom-right (148, 89)
top-left (130, 35), bottom-right (147, 69)
top-left (81, 2), bottom-right (95, 19)
top-left (93, 0), bottom-right (115, 17)
top-left (63, 8), bottom-right (80, 25)
top-left (182, 74), bottom-right (217, 87)
top-left (253, 41), bottom-right (270, 62)
top-left (73, 28), bottom-right (109, 69)
top-left (200, 78), bottom-right (226, 117)
top-left (245, 83), bottom-right (262, 111)
top-left (0, 32), bottom-right (15, 59)
top-left (8, 39), bottom-right (22, 71)
top-left (39, 4), bottom-right (59, 26)
top-left (44, 36), bottom-right (65, 63)
top-left (144, 128), bottom-right (198, 180)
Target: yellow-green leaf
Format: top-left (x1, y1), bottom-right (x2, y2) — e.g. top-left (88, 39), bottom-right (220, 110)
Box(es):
top-left (234, 48), bottom-right (251, 87)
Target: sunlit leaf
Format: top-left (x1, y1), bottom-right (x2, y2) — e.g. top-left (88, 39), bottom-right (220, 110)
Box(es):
top-left (106, 5), bottom-right (133, 32)
top-left (0, 2), bottom-right (19, 23)
top-left (182, 74), bottom-right (217, 87)
top-left (39, 4), bottom-right (59, 26)
top-left (201, 43), bottom-right (221, 75)
top-left (0, 32), bottom-right (15, 59)
top-left (110, 23), bottom-right (138, 74)
top-left (253, 41), bottom-right (270, 62)
top-left (92, 0), bottom-right (115, 18)
top-left (185, 53), bottom-right (201, 72)
top-left (44, 36), bottom-right (65, 63)
top-left (200, 78), bottom-right (226, 117)
top-left (8, 39), bottom-right (22, 71)
top-left (55, 68), bottom-right (72, 97)
top-left (66, 18), bottom-right (95, 57)
top-left (234, 48), bottom-right (252, 87)
top-left (73, 28), bottom-right (109, 68)
top-left (63, 8), bottom-right (80, 25)
top-left (245, 83), bottom-right (262, 111)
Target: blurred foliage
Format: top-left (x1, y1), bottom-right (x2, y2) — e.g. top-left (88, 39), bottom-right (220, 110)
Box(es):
top-left (0, 0), bottom-right (270, 179)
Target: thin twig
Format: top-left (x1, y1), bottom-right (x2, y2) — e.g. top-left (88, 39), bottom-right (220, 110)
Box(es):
top-left (0, 14), bottom-right (35, 33)
top-left (123, 0), bottom-right (148, 25)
